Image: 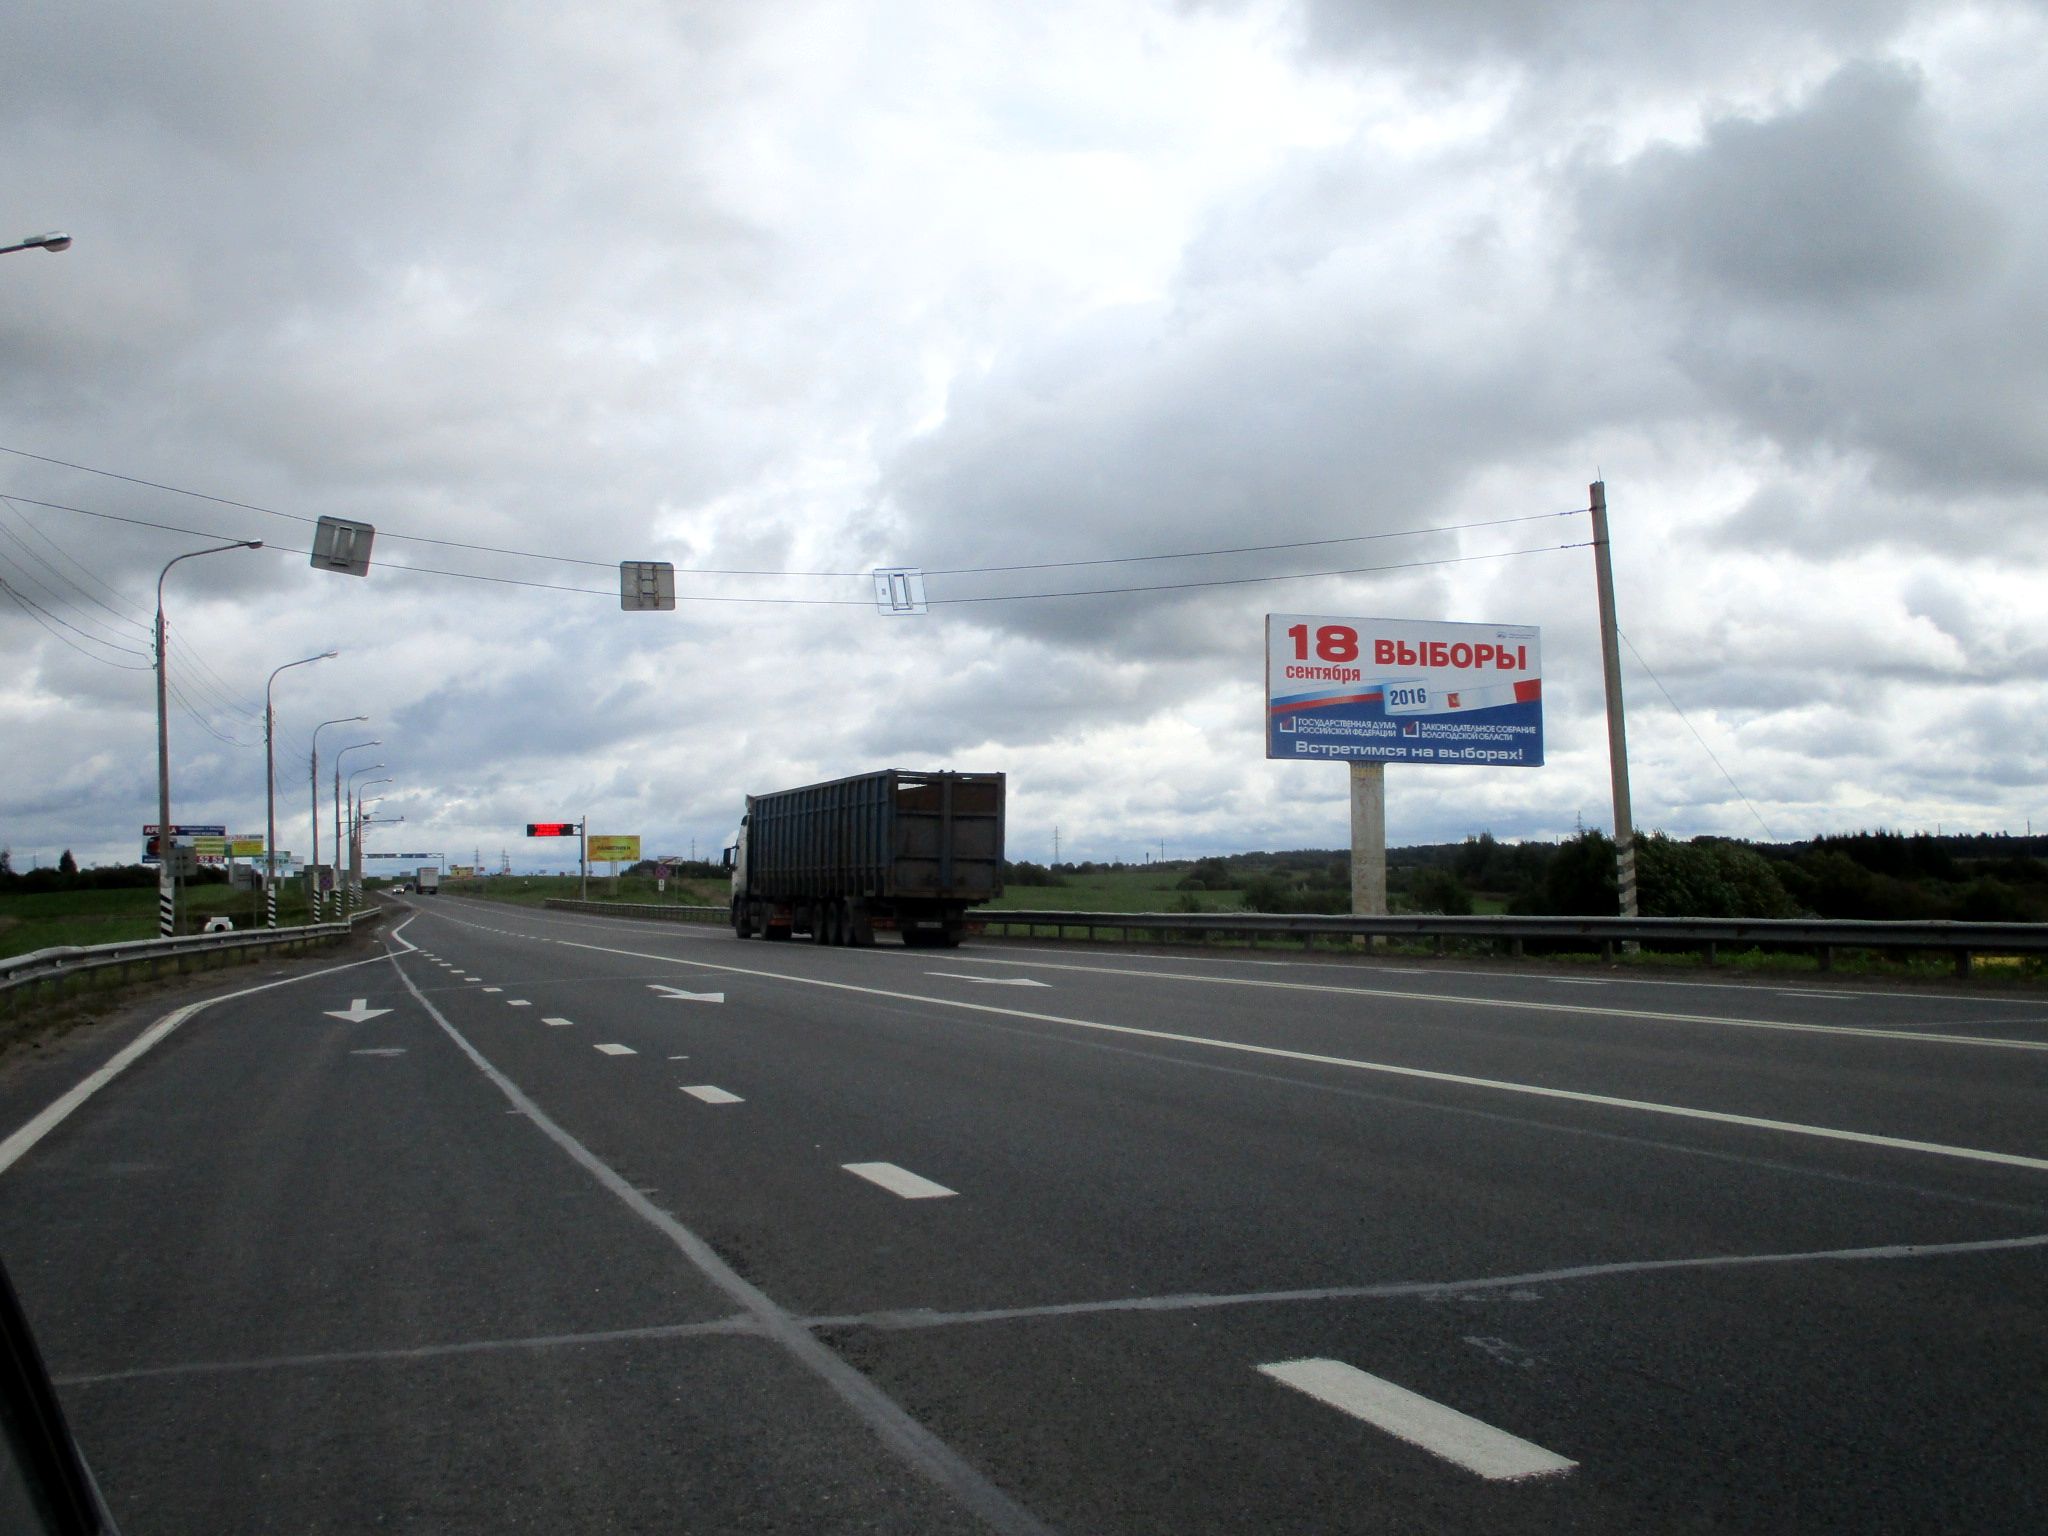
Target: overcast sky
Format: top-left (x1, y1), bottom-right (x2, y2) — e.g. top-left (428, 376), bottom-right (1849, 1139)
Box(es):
top-left (3, 0), bottom-right (2043, 875)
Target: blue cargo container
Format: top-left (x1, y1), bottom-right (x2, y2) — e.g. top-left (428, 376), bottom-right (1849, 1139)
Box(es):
top-left (726, 769), bottom-right (1005, 946)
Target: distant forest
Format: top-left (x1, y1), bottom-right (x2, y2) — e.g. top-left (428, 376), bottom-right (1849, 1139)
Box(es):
top-left (1005, 830), bottom-right (2048, 922)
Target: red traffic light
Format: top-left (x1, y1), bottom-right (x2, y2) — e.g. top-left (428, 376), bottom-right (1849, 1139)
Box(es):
top-left (525, 822), bottom-right (578, 837)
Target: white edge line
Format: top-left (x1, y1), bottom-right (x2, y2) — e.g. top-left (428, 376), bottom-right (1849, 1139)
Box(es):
top-left (1260, 1358), bottom-right (1575, 1482)
top-left (556, 939), bottom-right (2048, 1174)
top-left (0, 949), bottom-right (396, 1178)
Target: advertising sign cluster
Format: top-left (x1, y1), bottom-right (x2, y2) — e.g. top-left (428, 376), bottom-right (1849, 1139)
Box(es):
top-left (1266, 614), bottom-right (1543, 766)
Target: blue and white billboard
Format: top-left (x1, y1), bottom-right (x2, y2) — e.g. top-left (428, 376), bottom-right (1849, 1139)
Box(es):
top-left (1266, 614), bottom-right (1544, 766)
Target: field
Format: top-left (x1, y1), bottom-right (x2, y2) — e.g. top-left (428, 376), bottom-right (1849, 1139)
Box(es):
top-left (0, 883), bottom-right (320, 961)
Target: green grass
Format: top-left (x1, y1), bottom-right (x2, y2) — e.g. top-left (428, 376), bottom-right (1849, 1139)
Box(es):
top-left (447, 874), bottom-right (728, 908)
top-left (0, 883), bottom-right (321, 960)
top-left (982, 869), bottom-right (1229, 912)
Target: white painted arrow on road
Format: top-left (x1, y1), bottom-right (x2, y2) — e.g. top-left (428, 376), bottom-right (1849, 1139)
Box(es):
top-left (647, 985), bottom-right (725, 1003)
top-left (324, 999), bottom-right (393, 1023)
top-left (925, 972), bottom-right (1050, 988)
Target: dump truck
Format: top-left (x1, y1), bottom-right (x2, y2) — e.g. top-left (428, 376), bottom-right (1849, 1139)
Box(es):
top-left (725, 769), bottom-right (1004, 946)
top-left (416, 866), bottom-right (441, 894)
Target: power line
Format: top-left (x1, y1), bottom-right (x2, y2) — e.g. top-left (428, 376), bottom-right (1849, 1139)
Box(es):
top-left (928, 541), bottom-right (1592, 603)
top-left (0, 575), bottom-right (153, 668)
top-left (924, 508), bottom-right (1586, 575)
top-left (1, 482), bottom-right (1588, 605)
top-left (1, 442), bottom-right (1587, 581)
top-left (1617, 628), bottom-right (1776, 841)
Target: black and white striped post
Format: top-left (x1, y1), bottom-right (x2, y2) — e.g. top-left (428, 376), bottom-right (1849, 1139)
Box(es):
top-left (154, 539), bottom-right (264, 937)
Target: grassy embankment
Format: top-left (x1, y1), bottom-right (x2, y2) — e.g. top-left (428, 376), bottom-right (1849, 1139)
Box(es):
top-left (0, 884), bottom-right (321, 962)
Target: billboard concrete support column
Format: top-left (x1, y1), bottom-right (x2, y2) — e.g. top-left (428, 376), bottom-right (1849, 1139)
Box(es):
top-left (1350, 760), bottom-right (1387, 917)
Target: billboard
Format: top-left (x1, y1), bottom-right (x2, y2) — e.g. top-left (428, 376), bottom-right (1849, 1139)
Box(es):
top-left (1266, 614), bottom-right (1543, 766)
top-left (142, 824), bottom-right (227, 865)
top-left (587, 835), bottom-right (641, 862)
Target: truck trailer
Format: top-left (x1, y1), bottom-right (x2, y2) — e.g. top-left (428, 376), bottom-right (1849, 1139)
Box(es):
top-left (416, 866), bottom-right (441, 894)
top-left (726, 769), bottom-right (1004, 946)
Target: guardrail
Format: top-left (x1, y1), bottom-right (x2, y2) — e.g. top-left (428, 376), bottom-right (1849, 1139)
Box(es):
top-left (972, 909), bottom-right (2048, 977)
top-left (1, 909), bottom-right (383, 1016)
top-left (526, 897), bottom-right (2045, 978)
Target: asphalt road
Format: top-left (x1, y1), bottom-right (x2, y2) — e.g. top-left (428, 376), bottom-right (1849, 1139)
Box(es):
top-left (3, 898), bottom-right (2045, 1533)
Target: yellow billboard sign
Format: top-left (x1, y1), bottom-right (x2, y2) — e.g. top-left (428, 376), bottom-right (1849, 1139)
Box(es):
top-left (228, 836), bottom-right (266, 857)
top-left (587, 835), bottom-right (641, 862)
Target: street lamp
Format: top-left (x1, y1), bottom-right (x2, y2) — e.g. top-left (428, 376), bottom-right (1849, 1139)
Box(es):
top-left (347, 768), bottom-right (389, 908)
top-left (0, 232), bottom-right (70, 256)
top-left (264, 652), bottom-right (336, 927)
top-left (333, 745), bottom-right (380, 917)
top-left (155, 540), bottom-right (264, 935)
top-left (310, 717), bottom-right (367, 919)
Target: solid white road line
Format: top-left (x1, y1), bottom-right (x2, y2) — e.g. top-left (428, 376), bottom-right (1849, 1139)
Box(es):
top-left (542, 1017), bottom-right (574, 1027)
top-left (879, 954), bottom-right (2048, 1054)
top-left (0, 952), bottom-right (394, 1178)
top-left (595, 1043), bottom-right (636, 1056)
top-left (558, 940), bottom-right (2048, 1173)
top-left (842, 1162), bottom-right (958, 1200)
top-left (680, 1085), bottom-right (744, 1104)
top-left (1259, 1358), bottom-right (1575, 1482)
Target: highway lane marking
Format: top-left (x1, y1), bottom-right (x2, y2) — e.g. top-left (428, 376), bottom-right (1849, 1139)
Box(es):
top-left (668, 1054), bottom-right (691, 1060)
top-left (506, 999), bottom-right (531, 1007)
top-left (542, 1016), bottom-right (574, 1027)
top-left (802, 1230), bottom-right (2048, 1333)
top-left (595, 1043), bottom-right (637, 1056)
top-left (843, 1162), bottom-right (958, 1200)
top-left (681, 1085), bottom-right (744, 1105)
top-left (1543, 978), bottom-right (1605, 986)
top-left (926, 972), bottom-right (1050, 988)
top-left (557, 940), bottom-right (2048, 1173)
top-left (881, 955), bottom-right (2048, 1054)
top-left (0, 951), bottom-right (395, 1178)
top-left (350, 1048), bottom-right (408, 1057)
top-left (1259, 1359), bottom-right (1575, 1481)
top-left (381, 957), bottom-right (1055, 1536)
top-left (482, 986), bottom-right (503, 993)
top-left (322, 999), bottom-right (392, 1023)
top-left (648, 984), bottom-right (725, 1003)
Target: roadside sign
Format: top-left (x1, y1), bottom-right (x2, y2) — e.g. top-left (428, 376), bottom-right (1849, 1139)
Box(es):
top-left (587, 835), bottom-right (640, 862)
top-left (1266, 614), bottom-right (1544, 766)
top-left (142, 824), bottom-right (227, 864)
top-left (526, 822), bottom-right (578, 837)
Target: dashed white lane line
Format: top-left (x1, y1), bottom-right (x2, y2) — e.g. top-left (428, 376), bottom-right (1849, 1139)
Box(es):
top-left (842, 1162), bottom-right (958, 1200)
top-left (1259, 1359), bottom-right (1575, 1482)
top-left (595, 1043), bottom-right (637, 1056)
top-left (506, 1000), bottom-right (531, 1007)
top-left (482, 986), bottom-right (503, 994)
top-left (350, 1048), bottom-right (408, 1057)
top-left (462, 976), bottom-right (481, 982)
top-left (543, 1017), bottom-right (574, 1027)
top-left (680, 1085), bottom-right (744, 1105)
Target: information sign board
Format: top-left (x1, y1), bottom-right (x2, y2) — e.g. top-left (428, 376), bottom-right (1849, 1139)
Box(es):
top-left (587, 835), bottom-right (641, 862)
top-left (1266, 614), bottom-right (1543, 766)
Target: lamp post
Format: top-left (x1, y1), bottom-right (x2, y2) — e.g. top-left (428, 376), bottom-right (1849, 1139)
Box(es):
top-left (347, 769), bottom-right (389, 908)
top-left (333, 745), bottom-right (381, 917)
top-left (264, 652), bottom-right (336, 927)
top-left (155, 540), bottom-right (264, 935)
top-left (0, 232), bottom-right (70, 256)
top-left (310, 717), bottom-right (367, 920)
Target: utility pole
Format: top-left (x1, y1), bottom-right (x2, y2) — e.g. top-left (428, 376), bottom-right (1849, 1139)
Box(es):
top-left (1589, 480), bottom-right (1639, 918)
top-left (1053, 825), bottom-right (1061, 865)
